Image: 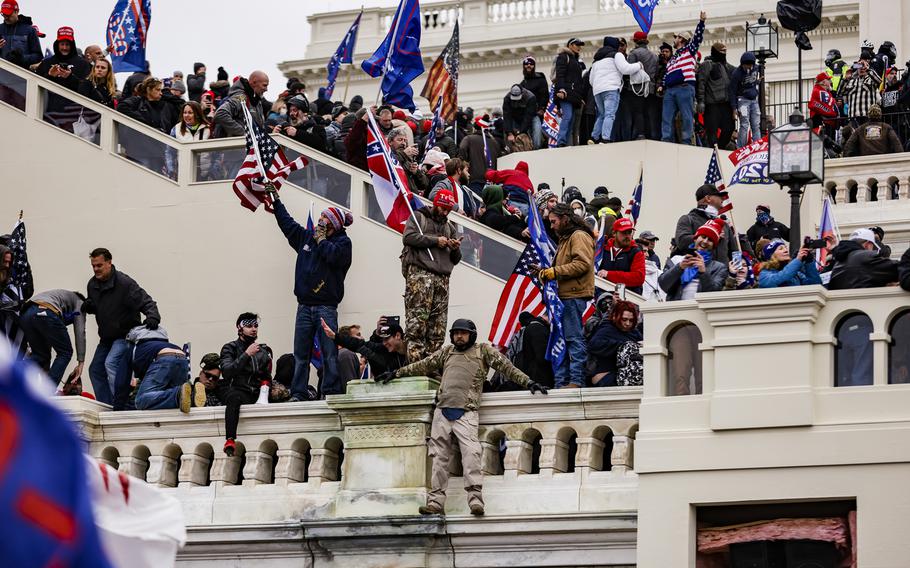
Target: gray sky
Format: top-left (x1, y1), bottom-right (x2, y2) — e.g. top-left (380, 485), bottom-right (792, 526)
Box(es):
top-left (22, 0), bottom-right (393, 92)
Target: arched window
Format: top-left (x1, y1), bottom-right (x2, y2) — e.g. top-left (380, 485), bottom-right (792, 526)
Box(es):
top-left (667, 323), bottom-right (703, 395)
top-left (889, 311), bottom-right (910, 384)
top-left (835, 313), bottom-right (874, 387)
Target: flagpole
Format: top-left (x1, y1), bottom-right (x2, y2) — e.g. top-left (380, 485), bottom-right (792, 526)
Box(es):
top-left (342, 7), bottom-right (363, 104)
top-left (375, 1), bottom-right (405, 106)
top-left (713, 144), bottom-right (741, 253)
top-left (244, 104), bottom-right (267, 180)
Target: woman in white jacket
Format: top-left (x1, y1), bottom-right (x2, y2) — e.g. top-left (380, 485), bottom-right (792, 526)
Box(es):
top-left (166, 101), bottom-right (212, 178)
top-left (588, 37), bottom-right (642, 143)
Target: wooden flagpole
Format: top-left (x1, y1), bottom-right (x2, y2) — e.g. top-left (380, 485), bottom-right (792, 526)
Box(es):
top-left (713, 144), bottom-right (741, 252)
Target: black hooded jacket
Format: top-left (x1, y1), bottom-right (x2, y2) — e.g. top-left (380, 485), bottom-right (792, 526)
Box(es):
top-left (0, 14), bottom-right (42, 68)
top-left (899, 248), bottom-right (910, 292)
top-left (515, 313), bottom-right (554, 388)
top-left (553, 47), bottom-right (586, 106)
top-left (36, 38), bottom-right (91, 93)
top-left (335, 331), bottom-right (408, 377)
top-left (520, 70), bottom-right (549, 113)
top-left (828, 240), bottom-right (898, 290)
top-left (119, 90), bottom-right (184, 133)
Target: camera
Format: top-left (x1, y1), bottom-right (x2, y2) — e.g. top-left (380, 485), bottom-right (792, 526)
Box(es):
top-left (803, 236), bottom-right (827, 250)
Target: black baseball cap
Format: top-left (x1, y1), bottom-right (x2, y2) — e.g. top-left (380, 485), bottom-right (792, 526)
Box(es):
top-left (377, 323), bottom-right (404, 339)
top-left (695, 184), bottom-right (721, 200)
top-left (567, 37), bottom-right (585, 47)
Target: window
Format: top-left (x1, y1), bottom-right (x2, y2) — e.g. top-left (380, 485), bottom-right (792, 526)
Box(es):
top-left (834, 313), bottom-right (873, 387)
top-left (889, 311), bottom-right (910, 384)
top-left (667, 323), bottom-right (703, 395)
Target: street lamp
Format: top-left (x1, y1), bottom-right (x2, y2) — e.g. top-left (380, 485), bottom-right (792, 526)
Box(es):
top-left (768, 107), bottom-right (825, 255)
top-left (746, 14), bottom-right (779, 135)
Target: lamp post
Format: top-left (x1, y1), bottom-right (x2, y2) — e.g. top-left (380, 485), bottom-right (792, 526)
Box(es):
top-left (746, 14), bottom-right (779, 135)
top-left (768, 108), bottom-right (825, 255)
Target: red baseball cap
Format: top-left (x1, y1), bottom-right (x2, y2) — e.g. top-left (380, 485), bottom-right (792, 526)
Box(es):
top-left (633, 31), bottom-right (648, 43)
top-left (1, 1), bottom-right (18, 16)
top-left (815, 72), bottom-right (830, 83)
top-left (56, 26), bottom-right (75, 42)
top-left (433, 189), bottom-right (456, 210)
top-left (31, 25), bottom-right (45, 38)
top-left (613, 218), bottom-right (635, 233)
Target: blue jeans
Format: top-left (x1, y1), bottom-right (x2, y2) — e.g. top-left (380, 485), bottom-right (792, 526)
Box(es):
top-left (554, 298), bottom-right (589, 388)
top-left (530, 115), bottom-right (543, 148)
top-left (592, 90), bottom-right (620, 141)
top-left (293, 304), bottom-right (340, 398)
top-left (135, 356), bottom-right (190, 410)
top-left (661, 84), bottom-right (695, 144)
top-left (89, 338), bottom-right (131, 406)
top-left (19, 304), bottom-right (73, 385)
top-left (556, 100), bottom-right (575, 146)
top-left (737, 96), bottom-right (761, 147)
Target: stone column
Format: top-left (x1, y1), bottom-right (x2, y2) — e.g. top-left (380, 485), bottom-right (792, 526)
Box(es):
top-left (538, 438), bottom-right (568, 477)
top-left (326, 377), bottom-right (438, 517)
top-left (307, 448), bottom-right (340, 487)
top-left (178, 452), bottom-right (212, 488)
top-left (503, 440), bottom-right (533, 478)
top-left (146, 455), bottom-right (178, 487)
top-left (117, 455), bottom-right (149, 481)
top-left (609, 435), bottom-right (632, 476)
top-left (575, 437), bottom-right (606, 473)
top-left (210, 455), bottom-right (241, 488)
top-left (273, 448), bottom-right (307, 486)
top-left (241, 450), bottom-right (274, 486)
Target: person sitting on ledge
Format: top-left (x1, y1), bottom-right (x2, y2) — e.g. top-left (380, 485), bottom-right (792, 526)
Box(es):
top-left (376, 319), bottom-right (549, 517)
top-left (757, 240), bottom-right (822, 289)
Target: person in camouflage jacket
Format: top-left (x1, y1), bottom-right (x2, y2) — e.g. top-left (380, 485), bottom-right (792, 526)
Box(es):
top-left (378, 319), bottom-right (548, 516)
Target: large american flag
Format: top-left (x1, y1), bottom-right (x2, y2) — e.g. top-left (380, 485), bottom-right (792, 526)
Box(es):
top-left (420, 21), bottom-right (459, 122)
top-left (232, 105), bottom-right (307, 212)
top-left (8, 220), bottom-right (32, 301)
top-left (705, 148), bottom-right (733, 215)
top-left (488, 244), bottom-right (547, 349)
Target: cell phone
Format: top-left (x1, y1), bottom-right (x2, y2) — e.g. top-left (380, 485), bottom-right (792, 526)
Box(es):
top-left (685, 251), bottom-right (699, 258)
top-left (732, 251), bottom-right (743, 269)
top-left (385, 315), bottom-right (401, 327)
top-left (615, 284), bottom-right (626, 300)
top-left (803, 237), bottom-right (827, 250)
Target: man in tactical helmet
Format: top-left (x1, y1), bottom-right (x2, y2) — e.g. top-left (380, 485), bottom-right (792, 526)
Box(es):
top-left (377, 318), bottom-right (549, 517)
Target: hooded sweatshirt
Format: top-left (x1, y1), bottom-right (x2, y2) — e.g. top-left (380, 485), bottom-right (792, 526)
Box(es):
top-left (590, 37), bottom-right (642, 95)
top-left (36, 37), bottom-right (91, 92)
top-left (0, 14), bottom-right (42, 67)
top-left (485, 161), bottom-right (533, 205)
top-left (520, 66), bottom-right (549, 113)
top-left (728, 52), bottom-right (761, 107)
top-left (213, 77), bottom-right (266, 137)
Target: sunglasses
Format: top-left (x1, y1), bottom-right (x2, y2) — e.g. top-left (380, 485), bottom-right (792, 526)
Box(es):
top-left (202, 371), bottom-right (219, 380)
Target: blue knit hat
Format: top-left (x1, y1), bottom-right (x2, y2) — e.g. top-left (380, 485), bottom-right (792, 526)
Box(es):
top-left (762, 239), bottom-right (787, 261)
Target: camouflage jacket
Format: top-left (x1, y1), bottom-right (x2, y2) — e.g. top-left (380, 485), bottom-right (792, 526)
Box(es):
top-left (396, 342), bottom-right (530, 410)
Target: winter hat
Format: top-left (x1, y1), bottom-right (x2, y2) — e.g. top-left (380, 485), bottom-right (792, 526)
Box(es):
top-left (286, 95), bottom-right (308, 111)
top-left (868, 104), bottom-right (883, 121)
top-left (318, 87), bottom-right (327, 99)
top-left (322, 207), bottom-right (354, 231)
top-left (422, 149), bottom-right (449, 170)
top-left (57, 26), bottom-right (75, 42)
top-left (433, 189), bottom-right (457, 210)
top-left (393, 109), bottom-right (408, 121)
top-left (593, 186), bottom-right (610, 196)
top-left (217, 66), bottom-right (228, 81)
top-left (170, 79), bottom-right (186, 94)
top-left (535, 188), bottom-right (557, 208)
top-left (473, 115), bottom-right (491, 129)
top-left (756, 204), bottom-right (771, 214)
top-left (332, 105), bottom-right (349, 119)
top-left (603, 36), bottom-right (620, 50)
top-left (193, 62), bottom-right (205, 74)
top-left (522, 55), bottom-right (536, 66)
top-left (633, 31), bottom-right (648, 44)
top-left (563, 186), bottom-right (583, 204)
top-left (761, 239), bottom-right (787, 261)
top-left (349, 94), bottom-right (364, 112)
top-left (660, 42), bottom-right (673, 51)
top-left (695, 219), bottom-right (725, 247)
top-left (613, 218), bottom-right (635, 233)
top-left (740, 52), bottom-right (757, 65)
top-left (815, 72), bottom-right (830, 83)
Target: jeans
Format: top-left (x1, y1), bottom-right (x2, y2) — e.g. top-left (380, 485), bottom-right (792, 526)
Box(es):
top-left (135, 356), bottom-right (190, 410)
top-left (293, 304), bottom-right (340, 398)
top-left (553, 298), bottom-right (589, 388)
top-left (530, 115), bottom-right (543, 149)
top-left (737, 97), bottom-right (761, 147)
top-left (88, 338), bottom-right (131, 406)
top-left (592, 90), bottom-right (620, 142)
top-left (661, 84), bottom-right (695, 144)
top-left (19, 304), bottom-right (73, 385)
top-left (556, 100), bottom-right (575, 146)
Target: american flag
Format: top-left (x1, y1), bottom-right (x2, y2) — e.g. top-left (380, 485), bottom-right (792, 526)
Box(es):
top-left (232, 105), bottom-right (307, 212)
top-left (705, 148), bottom-right (733, 215)
top-left (420, 21), bottom-right (459, 122)
top-left (424, 96), bottom-right (444, 151)
top-left (8, 220), bottom-right (32, 301)
top-left (625, 172), bottom-right (643, 223)
top-left (488, 244), bottom-right (547, 349)
top-left (542, 86), bottom-right (561, 147)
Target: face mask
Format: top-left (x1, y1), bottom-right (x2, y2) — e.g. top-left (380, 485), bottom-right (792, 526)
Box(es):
top-left (573, 207), bottom-right (584, 217)
top-left (704, 205), bottom-right (719, 217)
top-left (757, 211), bottom-right (771, 225)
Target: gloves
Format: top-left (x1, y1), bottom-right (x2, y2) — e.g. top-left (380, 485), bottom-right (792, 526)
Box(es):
top-left (528, 381), bottom-right (549, 395)
top-left (538, 267), bottom-right (556, 282)
top-left (145, 319), bottom-right (159, 330)
top-left (376, 370), bottom-right (398, 384)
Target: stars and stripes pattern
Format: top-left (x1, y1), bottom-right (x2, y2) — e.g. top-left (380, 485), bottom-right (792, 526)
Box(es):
top-left (325, 11), bottom-right (362, 98)
top-left (8, 220), bottom-right (32, 302)
top-left (365, 110), bottom-right (422, 232)
top-left (232, 105), bottom-right (307, 213)
top-left (705, 148), bottom-right (733, 215)
top-left (488, 244), bottom-right (547, 349)
top-left (424, 96), bottom-right (444, 150)
top-left (542, 86), bottom-right (561, 148)
top-left (625, 172), bottom-right (643, 223)
top-left (420, 21), bottom-right (460, 122)
top-left (105, 0), bottom-right (152, 73)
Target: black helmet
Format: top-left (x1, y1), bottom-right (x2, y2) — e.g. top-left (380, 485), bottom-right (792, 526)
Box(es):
top-left (879, 41), bottom-right (897, 61)
top-left (825, 49), bottom-right (841, 63)
top-left (449, 318), bottom-right (478, 350)
top-left (562, 186), bottom-right (584, 204)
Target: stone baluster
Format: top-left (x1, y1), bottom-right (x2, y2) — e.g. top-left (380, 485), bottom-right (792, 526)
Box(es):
top-left (877, 181), bottom-right (888, 201)
top-left (273, 448), bottom-right (308, 486)
top-left (178, 452), bottom-right (212, 488)
top-left (117, 455), bottom-right (149, 480)
top-left (503, 439), bottom-right (532, 478)
top-left (575, 437), bottom-right (606, 473)
top-left (146, 455), bottom-right (179, 487)
top-left (480, 439), bottom-right (505, 475)
top-left (856, 183), bottom-right (870, 203)
top-left (899, 179), bottom-right (910, 200)
top-left (610, 435), bottom-right (633, 475)
top-left (307, 448), bottom-right (340, 486)
top-left (538, 438), bottom-right (569, 477)
top-left (241, 450), bottom-right (274, 486)
top-left (834, 182), bottom-right (847, 204)
top-left (210, 455), bottom-right (241, 488)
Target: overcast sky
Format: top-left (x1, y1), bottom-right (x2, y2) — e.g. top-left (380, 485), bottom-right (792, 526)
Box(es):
top-left (21, 0), bottom-right (393, 90)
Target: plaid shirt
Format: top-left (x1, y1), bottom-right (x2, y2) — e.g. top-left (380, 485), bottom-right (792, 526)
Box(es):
top-left (842, 74), bottom-right (879, 118)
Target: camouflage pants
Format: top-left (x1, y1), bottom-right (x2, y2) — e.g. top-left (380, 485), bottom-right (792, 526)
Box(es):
top-left (404, 265), bottom-right (450, 363)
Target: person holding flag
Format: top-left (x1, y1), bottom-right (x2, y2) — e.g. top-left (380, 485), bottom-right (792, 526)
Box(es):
top-left (270, 193), bottom-right (353, 400)
top-left (325, 10), bottom-right (361, 100)
top-left (361, 0), bottom-right (424, 110)
top-left (105, 0), bottom-right (151, 74)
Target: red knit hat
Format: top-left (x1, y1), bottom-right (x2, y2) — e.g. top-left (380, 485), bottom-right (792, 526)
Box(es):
top-left (815, 72), bottom-right (830, 83)
top-left (393, 109), bottom-right (407, 121)
top-left (695, 219), bottom-right (725, 246)
top-left (633, 31), bottom-right (648, 43)
top-left (421, 119), bottom-right (432, 132)
top-left (433, 189), bottom-right (456, 210)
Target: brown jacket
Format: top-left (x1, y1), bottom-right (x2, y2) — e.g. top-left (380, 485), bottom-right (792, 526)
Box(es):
top-left (553, 228), bottom-right (595, 299)
top-left (843, 121), bottom-right (903, 157)
top-left (401, 207), bottom-right (462, 276)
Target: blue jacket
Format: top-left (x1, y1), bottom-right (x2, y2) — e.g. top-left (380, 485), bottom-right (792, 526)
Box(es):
top-left (274, 200), bottom-right (352, 307)
top-left (729, 65), bottom-right (761, 107)
top-left (0, 18), bottom-right (42, 68)
top-left (587, 320), bottom-right (642, 380)
top-left (758, 258), bottom-right (822, 288)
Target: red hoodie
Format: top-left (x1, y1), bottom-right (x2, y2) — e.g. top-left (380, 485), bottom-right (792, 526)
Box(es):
top-left (485, 160), bottom-right (533, 191)
top-left (809, 84), bottom-right (839, 128)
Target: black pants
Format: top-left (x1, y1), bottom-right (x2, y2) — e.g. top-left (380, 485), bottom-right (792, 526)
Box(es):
top-left (704, 102), bottom-right (735, 149)
top-left (612, 91), bottom-right (635, 142)
top-left (215, 383), bottom-right (259, 440)
top-left (628, 94), bottom-right (661, 140)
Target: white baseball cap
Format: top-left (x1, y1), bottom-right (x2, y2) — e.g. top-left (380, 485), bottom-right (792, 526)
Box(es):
top-left (849, 228), bottom-right (880, 250)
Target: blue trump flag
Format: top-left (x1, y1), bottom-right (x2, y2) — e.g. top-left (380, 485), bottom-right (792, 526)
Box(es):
top-left (306, 208), bottom-right (325, 370)
top-left (624, 0), bottom-right (659, 34)
top-left (361, 0), bottom-right (424, 111)
top-left (106, 0), bottom-right (152, 73)
top-left (0, 349), bottom-right (114, 567)
top-left (527, 204), bottom-right (566, 370)
top-left (326, 11), bottom-right (362, 99)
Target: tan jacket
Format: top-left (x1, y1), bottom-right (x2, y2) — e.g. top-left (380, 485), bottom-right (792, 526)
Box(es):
top-left (553, 229), bottom-right (595, 299)
top-left (401, 207), bottom-right (462, 276)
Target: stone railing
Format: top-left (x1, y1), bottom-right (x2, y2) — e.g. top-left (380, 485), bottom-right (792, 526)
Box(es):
top-left (822, 154), bottom-right (910, 205)
top-left (58, 379), bottom-right (641, 527)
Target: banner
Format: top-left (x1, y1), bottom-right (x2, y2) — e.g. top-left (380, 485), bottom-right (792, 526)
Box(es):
top-left (728, 136), bottom-right (772, 186)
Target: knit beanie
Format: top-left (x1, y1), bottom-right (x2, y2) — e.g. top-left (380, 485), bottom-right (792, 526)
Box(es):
top-left (868, 104), bottom-right (883, 121)
top-left (762, 239), bottom-right (787, 261)
top-left (322, 207), bottom-right (354, 231)
top-left (217, 66), bottom-right (228, 81)
top-left (535, 188), bottom-right (557, 208)
top-left (695, 219), bottom-right (724, 247)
